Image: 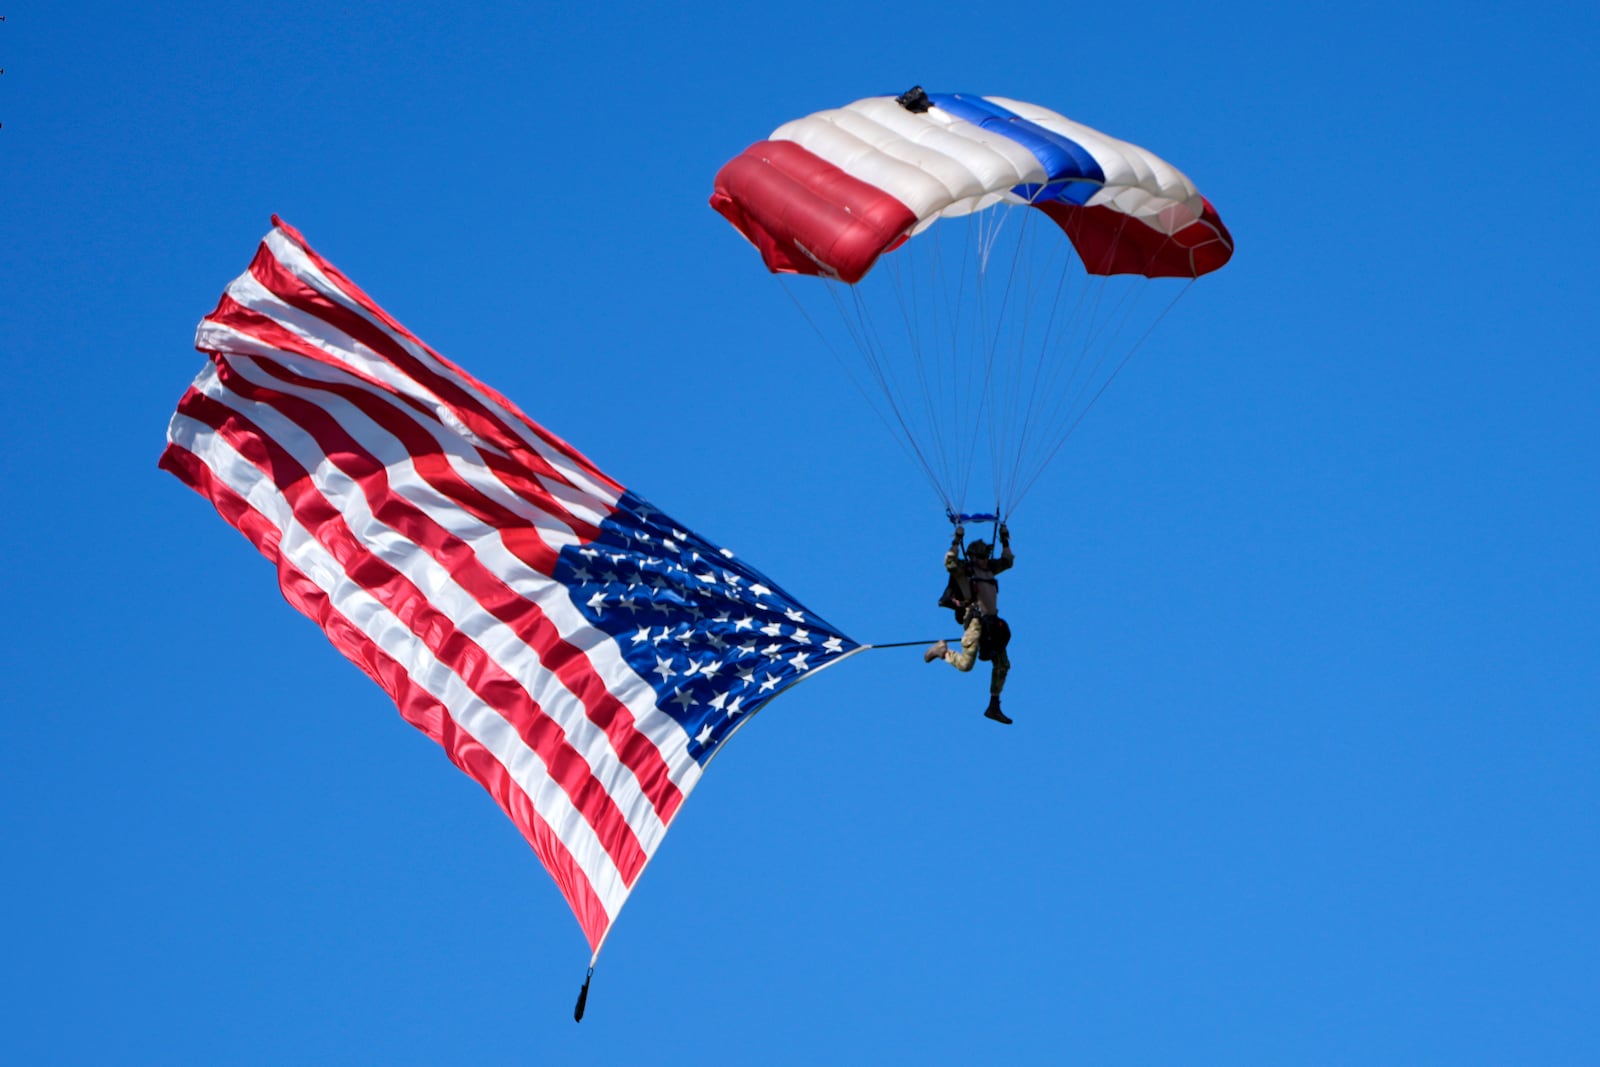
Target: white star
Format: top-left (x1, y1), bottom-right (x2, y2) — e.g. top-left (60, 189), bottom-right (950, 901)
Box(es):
top-left (653, 627), bottom-right (670, 645)
top-left (785, 608), bottom-right (805, 623)
top-left (761, 622), bottom-right (783, 637)
top-left (708, 691), bottom-right (729, 711)
top-left (572, 566), bottom-right (594, 583)
top-left (683, 660), bottom-right (701, 677)
top-left (823, 636), bottom-right (844, 654)
top-left (721, 548), bottom-right (736, 558)
top-left (698, 659), bottom-right (722, 679)
top-left (726, 695), bottom-right (744, 717)
top-left (671, 688), bottom-right (695, 711)
top-left (737, 666), bottom-right (754, 685)
top-left (759, 673), bottom-right (780, 693)
top-left (722, 571), bottom-right (742, 586)
top-left (762, 643), bottom-right (784, 659)
top-left (695, 723), bottom-right (714, 745)
top-left (698, 572), bottom-right (719, 585)
top-left (631, 627), bottom-right (651, 645)
top-left (675, 629), bottom-right (695, 647)
top-left (586, 590), bottom-right (608, 611)
top-left (788, 651), bottom-right (811, 672)
top-left (737, 642), bottom-right (757, 656)
top-left (749, 583), bottom-right (771, 598)
top-left (792, 628), bottom-right (811, 645)
top-left (734, 615), bottom-right (755, 632)
top-left (652, 656), bottom-right (677, 682)
top-left (579, 547), bottom-right (600, 559)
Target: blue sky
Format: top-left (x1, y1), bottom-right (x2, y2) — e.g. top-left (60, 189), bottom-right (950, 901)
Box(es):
top-left (5, 2), bottom-right (1598, 1063)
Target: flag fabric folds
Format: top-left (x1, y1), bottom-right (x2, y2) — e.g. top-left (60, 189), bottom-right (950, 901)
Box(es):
top-left (161, 218), bottom-right (861, 957)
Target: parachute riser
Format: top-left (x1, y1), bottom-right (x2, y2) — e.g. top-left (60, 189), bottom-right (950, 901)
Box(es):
top-left (945, 506), bottom-right (1003, 553)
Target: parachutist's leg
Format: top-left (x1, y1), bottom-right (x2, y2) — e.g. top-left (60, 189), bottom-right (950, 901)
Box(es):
top-left (989, 647), bottom-right (1009, 696)
top-left (984, 691), bottom-right (1013, 724)
top-left (945, 615), bottom-right (981, 672)
top-left (983, 647), bottom-right (1012, 724)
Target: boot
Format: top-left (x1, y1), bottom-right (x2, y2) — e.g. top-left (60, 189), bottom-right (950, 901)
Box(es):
top-left (923, 640), bottom-right (948, 664)
top-left (983, 694), bottom-right (1013, 725)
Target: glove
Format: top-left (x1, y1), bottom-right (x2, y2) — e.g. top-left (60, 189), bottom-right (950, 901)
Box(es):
top-left (953, 524), bottom-right (965, 544)
top-left (999, 522), bottom-right (1010, 545)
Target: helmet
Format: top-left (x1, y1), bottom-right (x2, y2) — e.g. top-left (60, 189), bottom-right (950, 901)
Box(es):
top-left (967, 540), bottom-right (991, 559)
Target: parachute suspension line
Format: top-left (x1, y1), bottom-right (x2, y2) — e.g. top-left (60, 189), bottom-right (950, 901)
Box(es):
top-left (997, 205), bottom-right (1058, 515)
top-left (1003, 212), bottom-right (1081, 511)
top-left (828, 277), bottom-right (959, 516)
top-left (990, 205), bottom-right (1031, 499)
top-left (948, 213), bottom-right (984, 512)
top-left (886, 231), bottom-right (958, 506)
top-left (952, 220), bottom-right (987, 512)
top-left (967, 204), bottom-right (1030, 526)
top-left (780, 278), bottom-right (955, 516)
top-left (1009, 277), bottom-right (1195, 514)
top-left (1004, 212), bottom-right (1143, 512)
top-left (986, 201), bottom-right (1055, 519)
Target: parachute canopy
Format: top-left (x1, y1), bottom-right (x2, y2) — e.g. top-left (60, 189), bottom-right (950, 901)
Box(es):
top-left (711, 90), bottom-right (1234, 520)
top-left (711, 89), bottom-right (1233, 285)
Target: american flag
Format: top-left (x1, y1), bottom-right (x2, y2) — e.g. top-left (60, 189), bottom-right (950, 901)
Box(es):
top-left (161, 218), bottom-right (862, 958)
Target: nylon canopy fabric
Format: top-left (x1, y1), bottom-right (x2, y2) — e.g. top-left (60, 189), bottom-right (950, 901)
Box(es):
top-left (711, 91), bottom-right (1233, 283)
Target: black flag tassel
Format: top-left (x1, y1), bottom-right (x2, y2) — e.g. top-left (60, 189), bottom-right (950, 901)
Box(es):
top-left (573, 966), bottom-right (594, 1022)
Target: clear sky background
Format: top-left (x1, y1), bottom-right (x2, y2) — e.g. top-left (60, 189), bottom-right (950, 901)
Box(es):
top-left (5, 3), bottom-right (1598, 1063)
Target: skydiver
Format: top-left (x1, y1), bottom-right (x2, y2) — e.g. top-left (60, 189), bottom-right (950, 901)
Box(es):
top-left (924, 522), bottom-right (1014, 724)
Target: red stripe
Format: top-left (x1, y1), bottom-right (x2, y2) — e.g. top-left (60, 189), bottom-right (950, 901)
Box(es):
top-left (204, 295), bottom-right (610, 553)
top-left (159, 438), bottom-right (614, 948)
top-left (217, 352), bottom-right (685, 823)
top-left (171, 385), bottom-right (653, 887)
top-left (711, 140), bottom-right (917, 284)
top-left (243, 238), bottom-right (623, 499)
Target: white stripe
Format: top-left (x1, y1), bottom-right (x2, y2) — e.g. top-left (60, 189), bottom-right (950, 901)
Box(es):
top-left (168, 408), bottom-right (636, 922)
